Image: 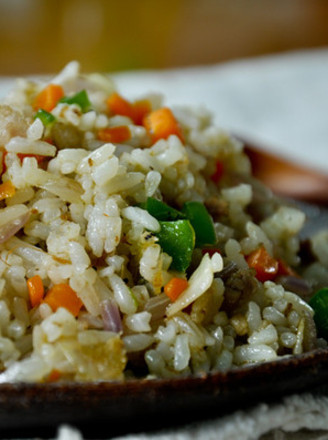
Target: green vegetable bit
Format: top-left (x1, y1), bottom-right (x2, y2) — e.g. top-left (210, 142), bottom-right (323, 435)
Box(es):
top-left (143, 198), bottom-right (216, 270)
top-left (156, 220), bottom-right (195, 272)
top-left (60, 90), bottom-right (91, 112)
top-left (309, 287), bottom-right (328, 338)
top-left (144, 197), bottom-right (186, 221)
top-left (34, 109), bottom-right (56, 126)
top-left (182, 201), bottom-right (216, 247)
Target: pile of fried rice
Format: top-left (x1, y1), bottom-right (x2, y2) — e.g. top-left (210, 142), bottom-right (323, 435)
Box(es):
top-left (0, 61), bottom-right (326, 383)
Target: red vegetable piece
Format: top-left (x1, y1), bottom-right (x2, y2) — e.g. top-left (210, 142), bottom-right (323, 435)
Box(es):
top-left (246, 246), bottom-right (279, 283)
top-left (211, 161), bottom-right (224, 183)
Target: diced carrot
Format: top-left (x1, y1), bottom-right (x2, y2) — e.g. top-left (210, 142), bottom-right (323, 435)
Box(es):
top-left (98, 126), bottom-right (131, 144)
top-left (143, 107), bottom-right (184, 144)
top-left (210, 160), bottom-right (224, 183)
top-left (106, 92), bottom-right (151, 126)
top-left (106, 92), bottom-right (151, 125)
top-left (132, 99), bottom-right (152, 125)
top-left (17, 153), bottom-right (47, 164)
top-left (0, 180), bottom-right (15, 200)
top-left (277, 259), bottom-right (298, 277)
top-left (43, 283), bottom-right (83, 317)
top-left (27, 275), bottom-right (45, 308)
top-left (107, 92), bottom-right (135, 120)
top-left (47, 369), bottom-right (61, 382)
top-left (164, 277), bottom-right (189, 302)
top-left (246, 246), bottom-right (279, 283)
top-left (33, 84), bottom-right (64, 112)
top-left (1, 150), bottom-right (7, 175)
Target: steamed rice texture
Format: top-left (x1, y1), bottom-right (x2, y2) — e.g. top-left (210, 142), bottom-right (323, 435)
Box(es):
top-left (0, 61), bottom-right (326, 383)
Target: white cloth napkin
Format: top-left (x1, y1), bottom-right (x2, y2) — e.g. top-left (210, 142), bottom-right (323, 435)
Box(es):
top-left (53, 393), bottom-right (328, 440)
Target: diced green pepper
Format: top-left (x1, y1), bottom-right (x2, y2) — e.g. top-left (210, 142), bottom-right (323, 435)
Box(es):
top-left (34, 109), bottom-right (56, 126)
top-left (309, 287), bottom-right (328, 338)
top-left (144, 197), bottom-right (186, 221)
top-left (156, 220), bottom-right (195, 272)
top-left (182, 201), bottom-right (216, 247)
top-left (60, 90), bottom-right (91, 112)
top-left (143, 198), bottom-right (216, 270)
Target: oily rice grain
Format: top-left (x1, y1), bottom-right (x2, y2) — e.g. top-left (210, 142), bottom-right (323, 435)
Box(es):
top-left (0, 62), bottom-right (326, 383)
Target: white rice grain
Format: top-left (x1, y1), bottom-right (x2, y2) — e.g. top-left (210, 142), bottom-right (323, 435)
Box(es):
top-left (155, 321), bottom-right (177, 345)
top-left (167, 253), bottom-right (222, 317)
top-left (109, 273), bottom-right (137, 315)
top-left (174, 334), bottom-right (190, 371)
top-left (7, 319), bottom-right (26, 340)
top-left (123, 334), bottom-right (154, 353)
top-left (68, 241), bottom-right (90, 274)
top-left (248, 324), bottom-right (278, 346)
top-left (246, 301), bottom-right (262, 334)
top-left (26, 118), bottom-right (44, 141)
top-left (122, 207), bottom-right (160, 233)
top-left (214, 348), bottom-right (233, 371)
top-left (280, 331), bottom-right (297, 348)
top-left (145, 349), bottom-right (165, 374)
top-left (6, 137), bottom-right (56, 157)
top-left (263, 307), bottom-right (287, 326)
top-left (234, 344), bottom-right (277, 364)
top-left (145, 171), bottom-right (161, 197)
top-left (40, 308), bottom-right (77, 343)
top-left (91, 157), bottom-right (119, 186)
top-left (125, 312), bottom-right (152, 333)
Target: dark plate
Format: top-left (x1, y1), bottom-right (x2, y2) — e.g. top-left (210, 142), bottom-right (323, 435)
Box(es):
top-left (2, 348), bottom-right (328, 438)
top-left (0, 137), bottom-right (326, 436)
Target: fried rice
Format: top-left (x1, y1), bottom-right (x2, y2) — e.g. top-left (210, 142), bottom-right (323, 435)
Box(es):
top-left (0, 61), bottom-right (326, 383)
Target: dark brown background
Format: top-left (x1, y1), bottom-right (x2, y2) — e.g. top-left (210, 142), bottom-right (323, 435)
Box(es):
top-left (1, 0), bottom-right (328, 75)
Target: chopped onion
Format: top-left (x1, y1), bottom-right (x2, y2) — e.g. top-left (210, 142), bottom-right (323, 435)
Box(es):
top-left (100, 299), bottom-right (123, 333)
top-left (216, 261), bottom-right (238, 280)
top-left (275, 275), bottom-right (312, 300)
top-left (0, 206), bottom-right (30, 244)
top-left (144, 293), bottom-right (170, 322)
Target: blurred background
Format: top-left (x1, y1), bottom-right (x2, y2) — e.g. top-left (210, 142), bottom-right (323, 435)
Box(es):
top-left (0, 0), bottom-right (327, 176)
top-left (1, 0), bottom-right (328, 75)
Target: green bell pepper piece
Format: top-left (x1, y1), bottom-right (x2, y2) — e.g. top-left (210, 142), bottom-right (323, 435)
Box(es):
top-left (309, 287), bottom-right (328, 338)
top-left (144, 197), bottom-right (185, 221)
top-left (34, 109), bottom-right (56, 126)
top-left (60, 90), bottom-right (91, 112)
top-left (156, 220), bottom-right (195, 272)
top-left (182, 201), bottom-right (216, 247)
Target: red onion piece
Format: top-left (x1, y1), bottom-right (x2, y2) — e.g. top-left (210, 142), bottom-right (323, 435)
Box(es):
top-left (100, 299), bottom-right (123, 333)
top-left (0, 210), bottom-right (30, 244)
top-left (144, 293), bottom-right (170, 322)
top-left (216, 261), bottom-right (238, 280)
top-left (275, 275), bottom-right (312, 300)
